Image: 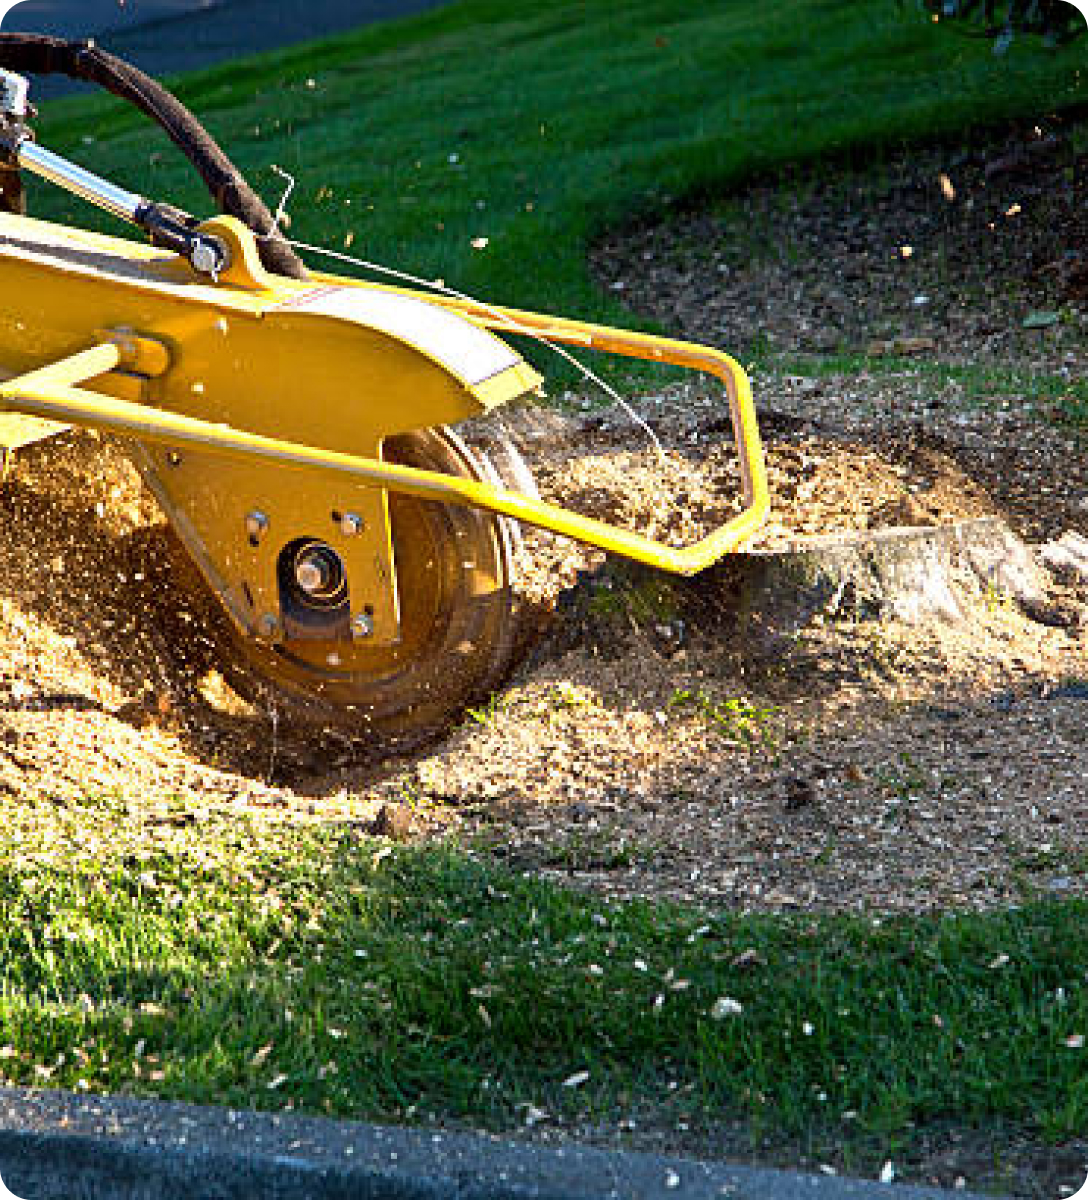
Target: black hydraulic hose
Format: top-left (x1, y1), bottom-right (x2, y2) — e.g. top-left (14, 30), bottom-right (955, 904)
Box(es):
top-left (0, 32), bottom-right (306, 279)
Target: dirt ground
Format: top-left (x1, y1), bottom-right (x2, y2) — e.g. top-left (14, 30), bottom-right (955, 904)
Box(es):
top-left (593, 110), bottom-right (1088, 374)
top-left (5, 365), bottom-right (1085, 917)
top-left (2, 116), bottom-right (1084, 906)
top-left (0, 113), bottom-right (1086, 1196)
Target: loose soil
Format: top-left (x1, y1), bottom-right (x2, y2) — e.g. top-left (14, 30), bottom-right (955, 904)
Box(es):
top-left (1, 115), bottom-right (1086, 1195)
top-left (593, 111), bottom-right (1088, 372)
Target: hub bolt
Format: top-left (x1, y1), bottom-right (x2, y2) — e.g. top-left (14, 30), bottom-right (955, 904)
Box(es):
top-left (256, 613), bottom-right (280, 640)
top-left (295, 553), bottom-right (332, 596)
top-left (292, 544), bottom-right (345, 600)
top-left (246, 511), bottom-right (269, 541)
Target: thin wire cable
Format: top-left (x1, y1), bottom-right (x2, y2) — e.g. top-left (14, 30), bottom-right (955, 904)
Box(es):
top-left (269, 165), bottom-right (297, 233)
top-left (266, 234), bottom-right (669, 463)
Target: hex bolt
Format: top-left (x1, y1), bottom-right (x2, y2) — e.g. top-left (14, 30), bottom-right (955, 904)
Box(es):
top-left (295, 558), bottom-right (326, 596)
top-left (339, 512), bottom-right (365, 536)
top-left (245, 511), bottom-right (269, 541)
top-left (351, 612), bottom-right (374, 638)
top-left (256, 613), bottom-right (281, 640)
top-left (165, 450), bottom-right (182, 467)
top-left (190, 237), bottom-right (222, 277)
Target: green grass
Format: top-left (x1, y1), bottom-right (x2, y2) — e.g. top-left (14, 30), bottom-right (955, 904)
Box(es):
top-left (28, 0), bottom-right (1086, 339)
top-left (9, 0), bottom-right (1088, 1176)
top-left (668, 686), bottom-right (779, 749)
top-left (777, 352), bottom-right (1088, 428)
top-left (1, 790), bottom-right (1086, 1170)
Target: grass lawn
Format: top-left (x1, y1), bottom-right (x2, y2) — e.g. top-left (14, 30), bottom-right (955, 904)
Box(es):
top-left (779, 353), bottom-right (1088, 429)
top-left (2, 789), bottom-right (1087, 1180)
top-left (7, 0), bottom-right (1088, 1184)
top-left (30, 0), bottom-right (1086, 335)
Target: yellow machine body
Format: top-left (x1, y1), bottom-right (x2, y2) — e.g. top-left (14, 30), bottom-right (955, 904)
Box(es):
top-left (0, 210), bottom-right (770, 704)
top-left (0, 38), bottom-right (770, 738)
top-left (0, 211), bottom-right (543, 647)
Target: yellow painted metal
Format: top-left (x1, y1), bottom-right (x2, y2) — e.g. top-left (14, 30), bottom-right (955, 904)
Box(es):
top-left (4, 340), bottom-right (122, 386)
top-left (297, 273), bottom-right (771, 570)
top-left (0, 210), bottom-right (542, 645)
top-left (441, 298), bottom-right (771, 570)
top-left (196, 215), bottom-right (277, 291)
top-left (0, 207), bottom-right (770, 671)
top-left (0, 411), bottom-right (68, 454)
top-left (0, 366), bottom-right (69, 462)
top-left (0, 332), bottom-right (767, 577)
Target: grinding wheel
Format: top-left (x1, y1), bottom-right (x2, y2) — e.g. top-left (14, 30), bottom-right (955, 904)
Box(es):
top-left (208, 426), bottom-right (531, 744)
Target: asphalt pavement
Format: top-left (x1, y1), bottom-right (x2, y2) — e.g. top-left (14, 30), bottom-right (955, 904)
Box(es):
top-left (0, 1086), bottom-right (993, 1200)
top-left (2, 0), bottom-right (448, 82)
top-left (3, 1), bottom-right (211, 40)
top-left (0, 2), bottom-right (1017, 1197)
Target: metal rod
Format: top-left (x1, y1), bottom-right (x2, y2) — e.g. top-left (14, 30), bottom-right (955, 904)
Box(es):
top-left (15, 140), bottom-right (145, 223)
top-left (0, 342), bottom-right (768, 576)
top-left (3, 342), bottom-right (123, 389)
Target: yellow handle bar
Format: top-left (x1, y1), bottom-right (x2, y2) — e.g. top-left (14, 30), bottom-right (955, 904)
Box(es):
top-left (0, 314), bottom-right (769, 577)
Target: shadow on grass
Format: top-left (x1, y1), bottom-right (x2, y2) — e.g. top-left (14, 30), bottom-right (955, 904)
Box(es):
top-left (0, 834), bottom-right (1085, 1172)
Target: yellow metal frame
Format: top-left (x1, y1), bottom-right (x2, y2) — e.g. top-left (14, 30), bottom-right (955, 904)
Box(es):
top-left (0, 315), bottom-right (768, 577)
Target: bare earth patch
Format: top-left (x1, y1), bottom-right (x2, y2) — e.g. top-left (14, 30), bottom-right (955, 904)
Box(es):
top-left (592, 113), bottom-right (1088, 372)
top-left (406, 382), bottom-right (1088, 922)
top-left (2, 370), bottom-right (1083, 920)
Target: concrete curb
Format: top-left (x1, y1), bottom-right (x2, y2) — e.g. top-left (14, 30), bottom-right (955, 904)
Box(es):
top-left (0, 1088), bottom-right (993, 1200)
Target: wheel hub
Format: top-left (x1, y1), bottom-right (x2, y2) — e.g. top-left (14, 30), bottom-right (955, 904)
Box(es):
top-left (290, 541), bottom-right (347, 606)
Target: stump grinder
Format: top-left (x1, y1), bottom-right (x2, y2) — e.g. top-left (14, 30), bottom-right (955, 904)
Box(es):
top-left (0, 35), bottom-right (769, 743)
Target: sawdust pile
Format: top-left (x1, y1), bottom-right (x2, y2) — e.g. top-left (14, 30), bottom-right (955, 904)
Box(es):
top-left (0, 110), bottom-right (1084, 923)
top-left (0, 374), bottom-right (1068, 813)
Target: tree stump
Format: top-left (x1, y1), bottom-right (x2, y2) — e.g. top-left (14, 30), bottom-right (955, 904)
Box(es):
top-left (564, 517), bottom-right (1059, 653)
top-left (730, 517), bottom-right (1048, 635)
